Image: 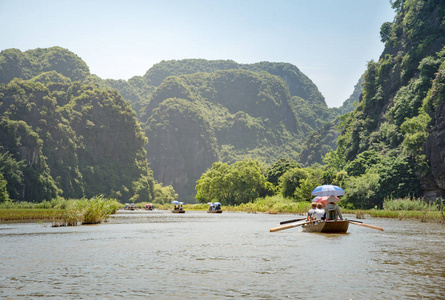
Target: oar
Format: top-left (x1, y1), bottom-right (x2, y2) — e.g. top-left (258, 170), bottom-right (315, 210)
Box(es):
top-left (270, 221), bottom-right (312, 232)
top-left (349, 220), bottom-right (383, 231)
top-left (347, 219), bottom-right (363, 223)
top-left (280, 217), bottom-right (306, 225)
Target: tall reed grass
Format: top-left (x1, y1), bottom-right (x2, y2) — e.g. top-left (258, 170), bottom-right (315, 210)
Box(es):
top-left (225, 196), bottom-right (310, 214)
top-left (0, 196), bottom-right (120, 226)
top-left (383, 197), bottom-right (434, 211)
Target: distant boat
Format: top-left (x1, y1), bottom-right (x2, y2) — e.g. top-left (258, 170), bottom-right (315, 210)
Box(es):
top-left (144, 203), bottom-right (154, 211)
top-left (172, 201), bottom-right (185, 213)
top-left (302, 220), bottom-right (349, 233)
top-left (207, 202), bottom-right (222, 213)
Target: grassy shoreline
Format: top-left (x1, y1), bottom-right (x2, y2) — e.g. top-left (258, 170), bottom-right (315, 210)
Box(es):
top-left (2, 196), bottom-right (444, 224)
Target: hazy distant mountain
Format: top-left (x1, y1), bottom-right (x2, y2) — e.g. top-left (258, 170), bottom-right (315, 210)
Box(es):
top-left (137, 60), bottom-right (341, 200)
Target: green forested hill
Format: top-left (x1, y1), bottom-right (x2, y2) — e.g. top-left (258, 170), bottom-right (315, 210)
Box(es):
top-left (0, 47), bottom-right (354, 203)
top-left (326, 0), bottom-right (445, 207)
top-left (142, 68), bottom-right (338, 200)
top-left (0, 47), bottom-right (90, 83)
top-left (0, 47), bottom-right (158, 203)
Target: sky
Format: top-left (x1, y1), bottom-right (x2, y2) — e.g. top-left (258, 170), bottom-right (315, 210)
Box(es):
top-left (0, 0), bottom-right (395, 107)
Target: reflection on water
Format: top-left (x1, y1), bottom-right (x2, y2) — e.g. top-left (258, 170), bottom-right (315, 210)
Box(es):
top-left (1, 210), bottom-right (444, 299)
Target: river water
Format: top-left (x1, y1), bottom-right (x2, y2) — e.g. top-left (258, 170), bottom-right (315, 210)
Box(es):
top-left (1, 210), bottom-right (444, 299)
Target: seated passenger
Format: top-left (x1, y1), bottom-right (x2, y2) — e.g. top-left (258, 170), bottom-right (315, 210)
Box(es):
top-left (324, 195), bottom-right (343, 220)
top-left (307, 202), bottom-right (317, 221)
top-left (313, 203), bottom-right (326, 221)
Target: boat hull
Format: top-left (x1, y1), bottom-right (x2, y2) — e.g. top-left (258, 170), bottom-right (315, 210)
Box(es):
top-left (302, 220), bottom-right (349, 233)
top-left (207, 210), bottom-right (222, 213)
top-left (171, 210), bottom-right (185, 213)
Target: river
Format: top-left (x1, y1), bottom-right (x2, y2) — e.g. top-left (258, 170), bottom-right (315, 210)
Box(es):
top-left (1, 210), bottom-right (444, 299)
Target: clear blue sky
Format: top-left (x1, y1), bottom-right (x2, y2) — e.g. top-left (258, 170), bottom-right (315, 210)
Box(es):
top-left (0, 0), bottom-right (395, 107)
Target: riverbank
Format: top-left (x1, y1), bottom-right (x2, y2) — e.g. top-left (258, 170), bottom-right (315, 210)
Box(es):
top-left (2, 196), bottom-right (444, 224)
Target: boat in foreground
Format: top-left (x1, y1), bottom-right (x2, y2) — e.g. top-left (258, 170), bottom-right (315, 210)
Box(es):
top-left (302, 220), bottom-right (349, 233)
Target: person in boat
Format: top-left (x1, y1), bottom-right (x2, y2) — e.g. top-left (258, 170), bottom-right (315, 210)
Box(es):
top-left (313, 202), bottom-right (326, 221)
top-left (178, 205), bottom-right (183, 211)
top-left (307, 202), bottom-right (317, 221)
top-left (324, 195), bottom-right (343, 220)
top-left (215, 203), bottom-right (221, 210)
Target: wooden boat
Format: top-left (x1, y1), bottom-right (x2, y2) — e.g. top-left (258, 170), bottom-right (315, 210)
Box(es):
top-left (207, 209), bottom-right (222, 213)
top-left (172, 209), bottom-right (185, 213)
top-left (302, 220), bottom-right (349, 233)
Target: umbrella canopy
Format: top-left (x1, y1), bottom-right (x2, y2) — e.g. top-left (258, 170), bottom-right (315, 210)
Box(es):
top-left (171, 200), bottom-right (180, 204)
top-left (213, 202), bottom-right (221, 206)
top-left (207, 202), bottom-right (214, 206)
top-left (311, 197), bottom-right (321, 203)
top-left (316, 195), bottom-right (340, 206)
top-left (311, 185), bottom-right (345, 197)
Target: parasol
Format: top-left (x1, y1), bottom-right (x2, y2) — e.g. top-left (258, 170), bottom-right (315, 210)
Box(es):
top-left (316, 195), bottom-right (340, 206)
top-left (311, 185), bottom-right (345, 197)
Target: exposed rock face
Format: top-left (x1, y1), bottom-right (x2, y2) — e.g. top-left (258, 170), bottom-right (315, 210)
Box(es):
top-left (145, 98), bottom-right (219, 201)
top-left (424, 100), bottom-right (445, 197)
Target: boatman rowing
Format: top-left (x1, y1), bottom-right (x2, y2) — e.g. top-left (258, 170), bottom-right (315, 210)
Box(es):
top-left (324, 195), bottom-right (343, 220)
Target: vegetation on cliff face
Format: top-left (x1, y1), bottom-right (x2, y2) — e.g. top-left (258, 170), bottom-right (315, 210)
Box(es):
top-left (145, 98), bottom-right (219, 200)
top-left (0, 47), bottom-right (176, 203)
top-left (323, 0), bottom-right (445, 207)
top-left (141, 68), bottom-right (333, 200)
top-left (95, 58), bottom-right (357, 201)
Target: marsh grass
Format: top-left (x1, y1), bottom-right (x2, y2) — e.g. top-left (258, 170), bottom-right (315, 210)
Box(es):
top-left (225, 196), bottom-right (310, 214)
top-left (0, 209), bottom-right (64, 221)
top-left (383, 198), bottom-right (433, 211)
top-left (355, 210), bottom-right (365, 219)
top-left (1, 196), bottom-right (120, 225)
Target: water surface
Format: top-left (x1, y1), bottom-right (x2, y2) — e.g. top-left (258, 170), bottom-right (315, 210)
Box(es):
top-left (1, 210), bottom-right (444, 299)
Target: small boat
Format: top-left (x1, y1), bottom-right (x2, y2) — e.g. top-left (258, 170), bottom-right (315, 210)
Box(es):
top-left (207, 202), bottom-right (222, 213)
top-left (124, 203), bottom-right (137, 211)
top-left (171, 201), bottom-right (185, 213)
top-left (302, 220), bottom-right (349, 233)
top-left (144, 203), bottom-right (154, 211)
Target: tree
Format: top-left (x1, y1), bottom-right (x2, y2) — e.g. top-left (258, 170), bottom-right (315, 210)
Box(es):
top-left (343, 172), bottom-right (380, 209)
top-left (380, 22), bottom-right (393, 43)
top-left (196, 159), bottom-right (267, 205)
top-left (0, 172), bottom-right (10, 203)
top-left (280, 168), bottom-right (309, 198)
top-left (264, 158), bottom-right (300, 186)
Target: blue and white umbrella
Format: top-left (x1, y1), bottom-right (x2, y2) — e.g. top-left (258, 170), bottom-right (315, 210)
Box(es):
top-left (171, 200), bottom-right (180, 204)
top-left (311, 185), bottom-right (345, 197)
